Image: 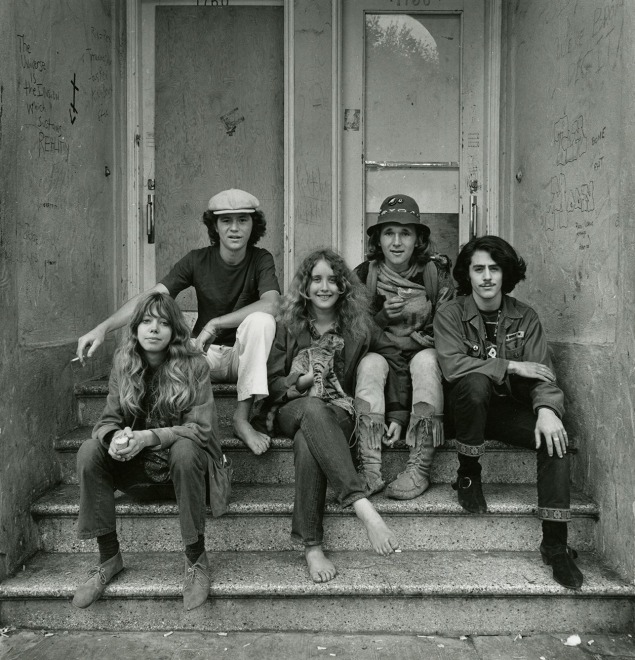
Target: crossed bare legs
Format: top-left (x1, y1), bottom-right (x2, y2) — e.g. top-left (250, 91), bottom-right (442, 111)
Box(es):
top-left (233, 398), bottom-right (271, 455)
top-left (305, 498), bottom-right (400, 583)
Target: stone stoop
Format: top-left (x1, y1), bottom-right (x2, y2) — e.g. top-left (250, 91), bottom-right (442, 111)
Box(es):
top-left (32, 483), bottom-right (598, 554)
top-left (1, 552), bottom-right (633, 634)
top-left (0, 377), bottom-right (633, 633)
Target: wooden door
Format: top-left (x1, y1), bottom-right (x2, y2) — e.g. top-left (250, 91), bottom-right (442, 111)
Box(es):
top-left (153, 4), bottom-right (284, 311)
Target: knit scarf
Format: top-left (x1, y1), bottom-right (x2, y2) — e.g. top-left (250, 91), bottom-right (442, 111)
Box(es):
top-left (376, 262), bottom-right (434, 352)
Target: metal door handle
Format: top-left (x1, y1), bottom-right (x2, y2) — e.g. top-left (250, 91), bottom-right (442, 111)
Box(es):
top-left (470, 193), bottom-right (477, 239)
top-left (147, 193), bottom-right (155, 244)
top-left (469, 180), bottom-right (478, 239)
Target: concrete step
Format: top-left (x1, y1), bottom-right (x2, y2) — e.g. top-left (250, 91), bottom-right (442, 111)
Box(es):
top-left (55, 426), bottom-right (553, 485)
top-left (1, 550), bottom-right (633, 634)
top-left (33, 483), bottom-right (598, 553)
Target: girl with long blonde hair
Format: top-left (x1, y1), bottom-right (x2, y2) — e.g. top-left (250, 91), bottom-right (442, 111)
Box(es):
top-left (73, 292), bottom-right (230, 612)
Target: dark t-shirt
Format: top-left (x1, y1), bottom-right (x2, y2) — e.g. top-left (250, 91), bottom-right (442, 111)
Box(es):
top-left (160, 246), bottom-right (280, 345)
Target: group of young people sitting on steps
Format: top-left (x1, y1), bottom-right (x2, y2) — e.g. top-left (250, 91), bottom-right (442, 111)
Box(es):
top-left (72, 188), bottom-right (583, 612)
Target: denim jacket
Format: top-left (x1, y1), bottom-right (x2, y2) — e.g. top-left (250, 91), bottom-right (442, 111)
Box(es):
top-left (266, 322), bottom-right (410, 427)
top-left (92, 355), bottom-right (231, 516)
top-left (433, 294), bottom-right (565, 417)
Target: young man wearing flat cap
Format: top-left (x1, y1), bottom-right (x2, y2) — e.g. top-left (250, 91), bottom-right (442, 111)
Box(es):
top-left (77, 188), bottom-right (281, 455)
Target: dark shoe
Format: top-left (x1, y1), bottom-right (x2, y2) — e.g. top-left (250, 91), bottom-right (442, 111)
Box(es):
top-left (72, 552), bottom-right (124, 609)
top-left (183, 551), bottom-right (211, 611)
top-left (540, 544), bottom-right (584, 590)
top-left (452, 476), bottom-right (487, 513)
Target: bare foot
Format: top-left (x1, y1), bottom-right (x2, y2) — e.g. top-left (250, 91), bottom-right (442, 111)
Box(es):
top-left (233, 417), bottom-right (271, 455)
top-left (305, 546), bottom-right (337, 583)
top-left (353, 498), bottom-right (400, 556)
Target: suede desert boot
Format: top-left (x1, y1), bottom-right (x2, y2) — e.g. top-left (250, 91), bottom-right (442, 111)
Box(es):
top-left (72, 551), bottom-right (124, 609)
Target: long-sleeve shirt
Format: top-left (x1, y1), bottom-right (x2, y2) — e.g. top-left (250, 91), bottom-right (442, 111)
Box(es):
top-left (433, 294), bottom-right (565, 417)
top-left (92, 355), bottom-right (231, 516)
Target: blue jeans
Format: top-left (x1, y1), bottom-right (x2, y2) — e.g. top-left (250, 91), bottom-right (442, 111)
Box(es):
top-left (447, 372), bottom-right (571, 522)
top-left (275, 397), bottom-right (366, 546)
top-left (76, 436), bottom-right (208, 546)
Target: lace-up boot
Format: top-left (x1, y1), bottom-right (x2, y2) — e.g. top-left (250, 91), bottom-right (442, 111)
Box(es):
top-left (355, 399), bottom-right (386, 496)
top-left (72, 551), bottom-right (124, 609)
top-left (183, 551), bottom-right (211, 610)
top-left (385, 406), bottom-right (441, 500)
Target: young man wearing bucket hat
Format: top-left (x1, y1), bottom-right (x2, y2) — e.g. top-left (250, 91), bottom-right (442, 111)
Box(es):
top-left (77, 188), bottom-right (280, 455)
top-left (353, 194), bottom-right (454, 500)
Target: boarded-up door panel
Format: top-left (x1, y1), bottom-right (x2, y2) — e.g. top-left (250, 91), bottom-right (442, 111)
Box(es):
top-left (155, 6), bottom-right (284, 311)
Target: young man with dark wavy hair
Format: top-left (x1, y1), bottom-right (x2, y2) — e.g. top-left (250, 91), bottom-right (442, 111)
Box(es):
top-left (77, 188), bottom-right (280, 455)
top-left (433, 235), bottom-right (583, 590)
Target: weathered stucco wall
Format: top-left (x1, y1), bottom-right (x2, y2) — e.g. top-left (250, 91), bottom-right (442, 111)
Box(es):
top-left (503, 0), bottom-right (635, 581)
top-left (0, 0), bottom-right (22, 583)
top-left (0, 0), bottom-right (123, 577)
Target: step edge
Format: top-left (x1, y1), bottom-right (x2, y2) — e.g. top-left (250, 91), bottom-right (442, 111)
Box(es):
top-left (31, 486), bottom-right (600, 519)
top-left (1, 551), bottom-right (633, 600)
top-left (54, 428), bottom-right (577, 454)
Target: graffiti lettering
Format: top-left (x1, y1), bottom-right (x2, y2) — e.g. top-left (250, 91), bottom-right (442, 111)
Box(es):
top-left (554, 114), bottom-right (587, 165)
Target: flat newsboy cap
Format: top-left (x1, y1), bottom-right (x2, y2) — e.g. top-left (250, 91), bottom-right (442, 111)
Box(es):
top-left (367, 194), bottom-right (430, 240)
top-left (207, 188), bottom-right (260, 214)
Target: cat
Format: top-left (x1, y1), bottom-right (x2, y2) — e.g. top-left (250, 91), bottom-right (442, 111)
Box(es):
top-left (264, 333), bottom-right (352, 434)
top-left (289, 332), bottom-right (346, 399)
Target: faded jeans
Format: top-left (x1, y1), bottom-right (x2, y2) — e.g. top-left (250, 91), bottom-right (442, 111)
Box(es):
top-left (355, 348), bottom-right (444, 442)
top-left (275, 397), bottom-right (366, 546)
top-left (76, 436), bottom-right (208, 546)
top-left (204, 311), bottom-right (276, 402)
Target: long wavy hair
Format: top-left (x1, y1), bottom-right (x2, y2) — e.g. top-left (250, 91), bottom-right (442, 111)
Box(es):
top-left (112, 292), bottom-right (206, 423)
top-left (279, 248), bottom-right (372, 343)
top-left (201, 209), bottom-right (267, 246)
top-left (453, 235), bottom-right (527, 295)
top-left (366, 224), bottom-right (436, 267)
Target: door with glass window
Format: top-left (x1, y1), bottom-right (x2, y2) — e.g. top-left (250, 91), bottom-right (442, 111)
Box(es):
top-left (341, 0), bottom-right (487, 269)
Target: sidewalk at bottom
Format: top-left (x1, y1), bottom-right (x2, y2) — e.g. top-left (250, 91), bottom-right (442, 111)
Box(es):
top-left (1, 630), bottom-right (634, 660)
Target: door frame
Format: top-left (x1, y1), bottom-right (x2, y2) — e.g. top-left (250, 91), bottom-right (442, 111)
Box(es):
top-left (332, 0), bottom-right (501, 259)
top-left (124, 0), bottom-right (499, 297)
top-left (125, 0), bottom-right (293, 297)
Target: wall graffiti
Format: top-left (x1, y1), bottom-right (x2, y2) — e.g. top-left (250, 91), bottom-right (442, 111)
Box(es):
top-left (554, 114), bottom-right (587, 165)
top-left (512, 0), bottom-right (623, 345)
top-left (14, 7), bottom-right (115, 345)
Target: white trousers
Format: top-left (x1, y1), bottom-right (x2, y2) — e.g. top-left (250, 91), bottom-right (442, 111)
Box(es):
top-left (204, 312), bottom-right (276, 402)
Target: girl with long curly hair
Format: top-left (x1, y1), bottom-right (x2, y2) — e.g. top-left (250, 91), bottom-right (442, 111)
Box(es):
top-left (264, 248), bottom-right (409, 583)
top-left (73, 293), bottom-right (230, 612)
